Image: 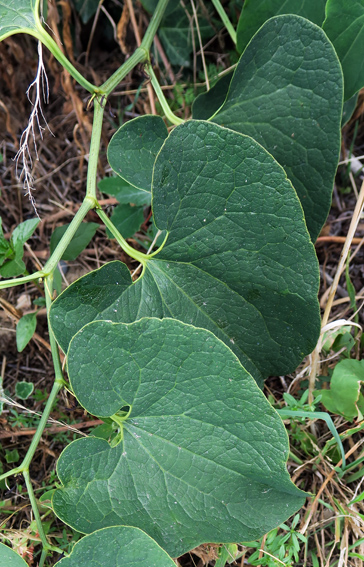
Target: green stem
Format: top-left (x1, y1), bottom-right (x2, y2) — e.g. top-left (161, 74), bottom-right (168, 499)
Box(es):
top-left (0, 270), bottom-right (44, 290)
top-left (23, 470), bottom-right (49, 550)
top-left (140, 0), bottom-right (170, 51)
top-left (86, 98), bottom-right (106, 199)
top-left (39, 549), bottom-right (48, 567)
top-left (36, 27), bottom-right (99, 95)
top-left (146, 64), bottom-right (184, 125)
top-left (101, 0), bottom-right (170, 96)
top-left (96, 208), bottom-right (148, 265)
top-left (42, 197), bottom-right (96, 275)
top-left (101, 47), bottom-right (146, 97)
top-left (21, 382), bottom-right (63, 471)
top-left (211, 0), bottom-right (237, 44)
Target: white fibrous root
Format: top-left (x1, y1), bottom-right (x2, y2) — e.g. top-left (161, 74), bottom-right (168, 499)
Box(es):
top-left (15, 40), bottom-right (53, 216)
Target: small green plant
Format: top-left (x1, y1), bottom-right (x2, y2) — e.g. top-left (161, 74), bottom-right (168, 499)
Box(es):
top-left (1, 0), bottom-right (363, 565)
top-left (244, 514), bottom-right (307, 566)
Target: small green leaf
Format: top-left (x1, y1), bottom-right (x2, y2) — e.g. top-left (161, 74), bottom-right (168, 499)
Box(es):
top-left (108, 116), bottom-right (168, 191)
top-left (16, 312), bottom-right (37, 352)
top-left (0, 219), bottom-right (12, 266)
top-left (0, 0), bottom-right (41, 42)
top-left (323, 0), bottom-right (364, 101)
top-left (236, 0), bottom-right (326, 54)
top-left (0, 241), bottom-right (26, 278)
top-left (54, 526), bottom-right (176, 567)
top-left (5, 449), bottom-right (19, 463)
top-left (212, 15), bottom-right (343, 241)
top-left (53, 318), bottom-right (306, 557)
top-left (73, 0), bottom-right (100, 23)
top-left (50, 222), bottom-right (99, 261)
top-left (192, 72), bottom-right (233, 120)
top-left (317, 359), bottom-right (364, 421)
top-left (98, 177), bottom-right (151, 206)
top-left (12, 218), bottom-right (39, 247)
top-left (0, 542), bottom-right (28, 567)
top-left (107, 204), bottom-right (145, 239)
top-left (15, 381), bottom-right (34, 400)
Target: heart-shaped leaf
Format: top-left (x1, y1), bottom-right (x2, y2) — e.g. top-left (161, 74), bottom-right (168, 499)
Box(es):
top-left (0, 0), bottom-right (42, 41)
top-left (0, 542), bottom-right (28, 567)
top-left (236, 0), bottom-right (327, 54)
top-left (15, 380), bottom-right (34, 400)
top-left (50, 121), bottom-right (320, 382)
top-left (108, 115), bottom-right (168, 191)
top-left (53, 318), bottom-right (306, 557)
top-left (16, 312), bottom-right (37, 352)
top-left (212, 15), bottom-right (343, 241)
top-left (55, 526), bottom-right (176, 567)
top-left (323, 0), bottom-right (364, 101)
top-left (317, 359), bottom-right (364, 421)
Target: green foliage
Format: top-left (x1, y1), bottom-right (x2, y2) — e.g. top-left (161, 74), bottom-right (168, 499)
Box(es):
top-left (323, 0), bottom-right (364, 100)
top-left (0, 542), bottom-right (28, 567)
top-left (15, 381), bottom-right (34, 400)
top-left (50, 222), bottom-right (99, 262)
top-left (157, 6), bottom-right (215, 67)
top-left (5, 449), bottom-right (20, 463)
top-left (53, 318), bottom-right (305, 556)
top-left (72, 0), bottom-right (100, 24)
top-left (0, 1), bottom-right (358, 565)
top-left (16, 312), bottom-right (37, 352)
top-left (0, 218), bottom-right (39, 278)
top-left (0, 0), bottom-right (41, 41)
top-left (107, 115), bottom-right (168, 192)
top-left (244, 514), bottom-right (307, 566)
top-left (342, 92), bottom-right (359, 126)
top-left (50, 120), bottom-right (320, 382)
top-left (236, 0), bottom-right (326, 54)
top-left (212, 15), bottom-right (343, 242)
top-left (192, 72), bottom-right (233, 120)
top-left (55, 526), bottom-right (177, 567)
top-left (106, 204), bottom-right (145, 240)
top-left (98, 177), bottom-right (151, 206)
top-left (317, 359), bottom-right (364, 421)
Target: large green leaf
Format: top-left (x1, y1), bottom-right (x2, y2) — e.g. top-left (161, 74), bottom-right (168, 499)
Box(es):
top-left (108, 116), bottom-right (168, 191)
top-left (0, 0), bottom-right (41, 41)
top-left (158, 6), bottom-right (214, 67)
top-left (50, 121), bottom-right (320, 382)
top-left (236, 0), bottom-right (327, 54)
top-left (0, 543), bottom-right (28, 567)
top-left (55, 526), bottom-right (176, 567)
top-left (53, 318), bottom-right (306, 557)
top-left (212, 15), bottom-right (343, 242)
top-left (323, 0), bottom-right (364, 101)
